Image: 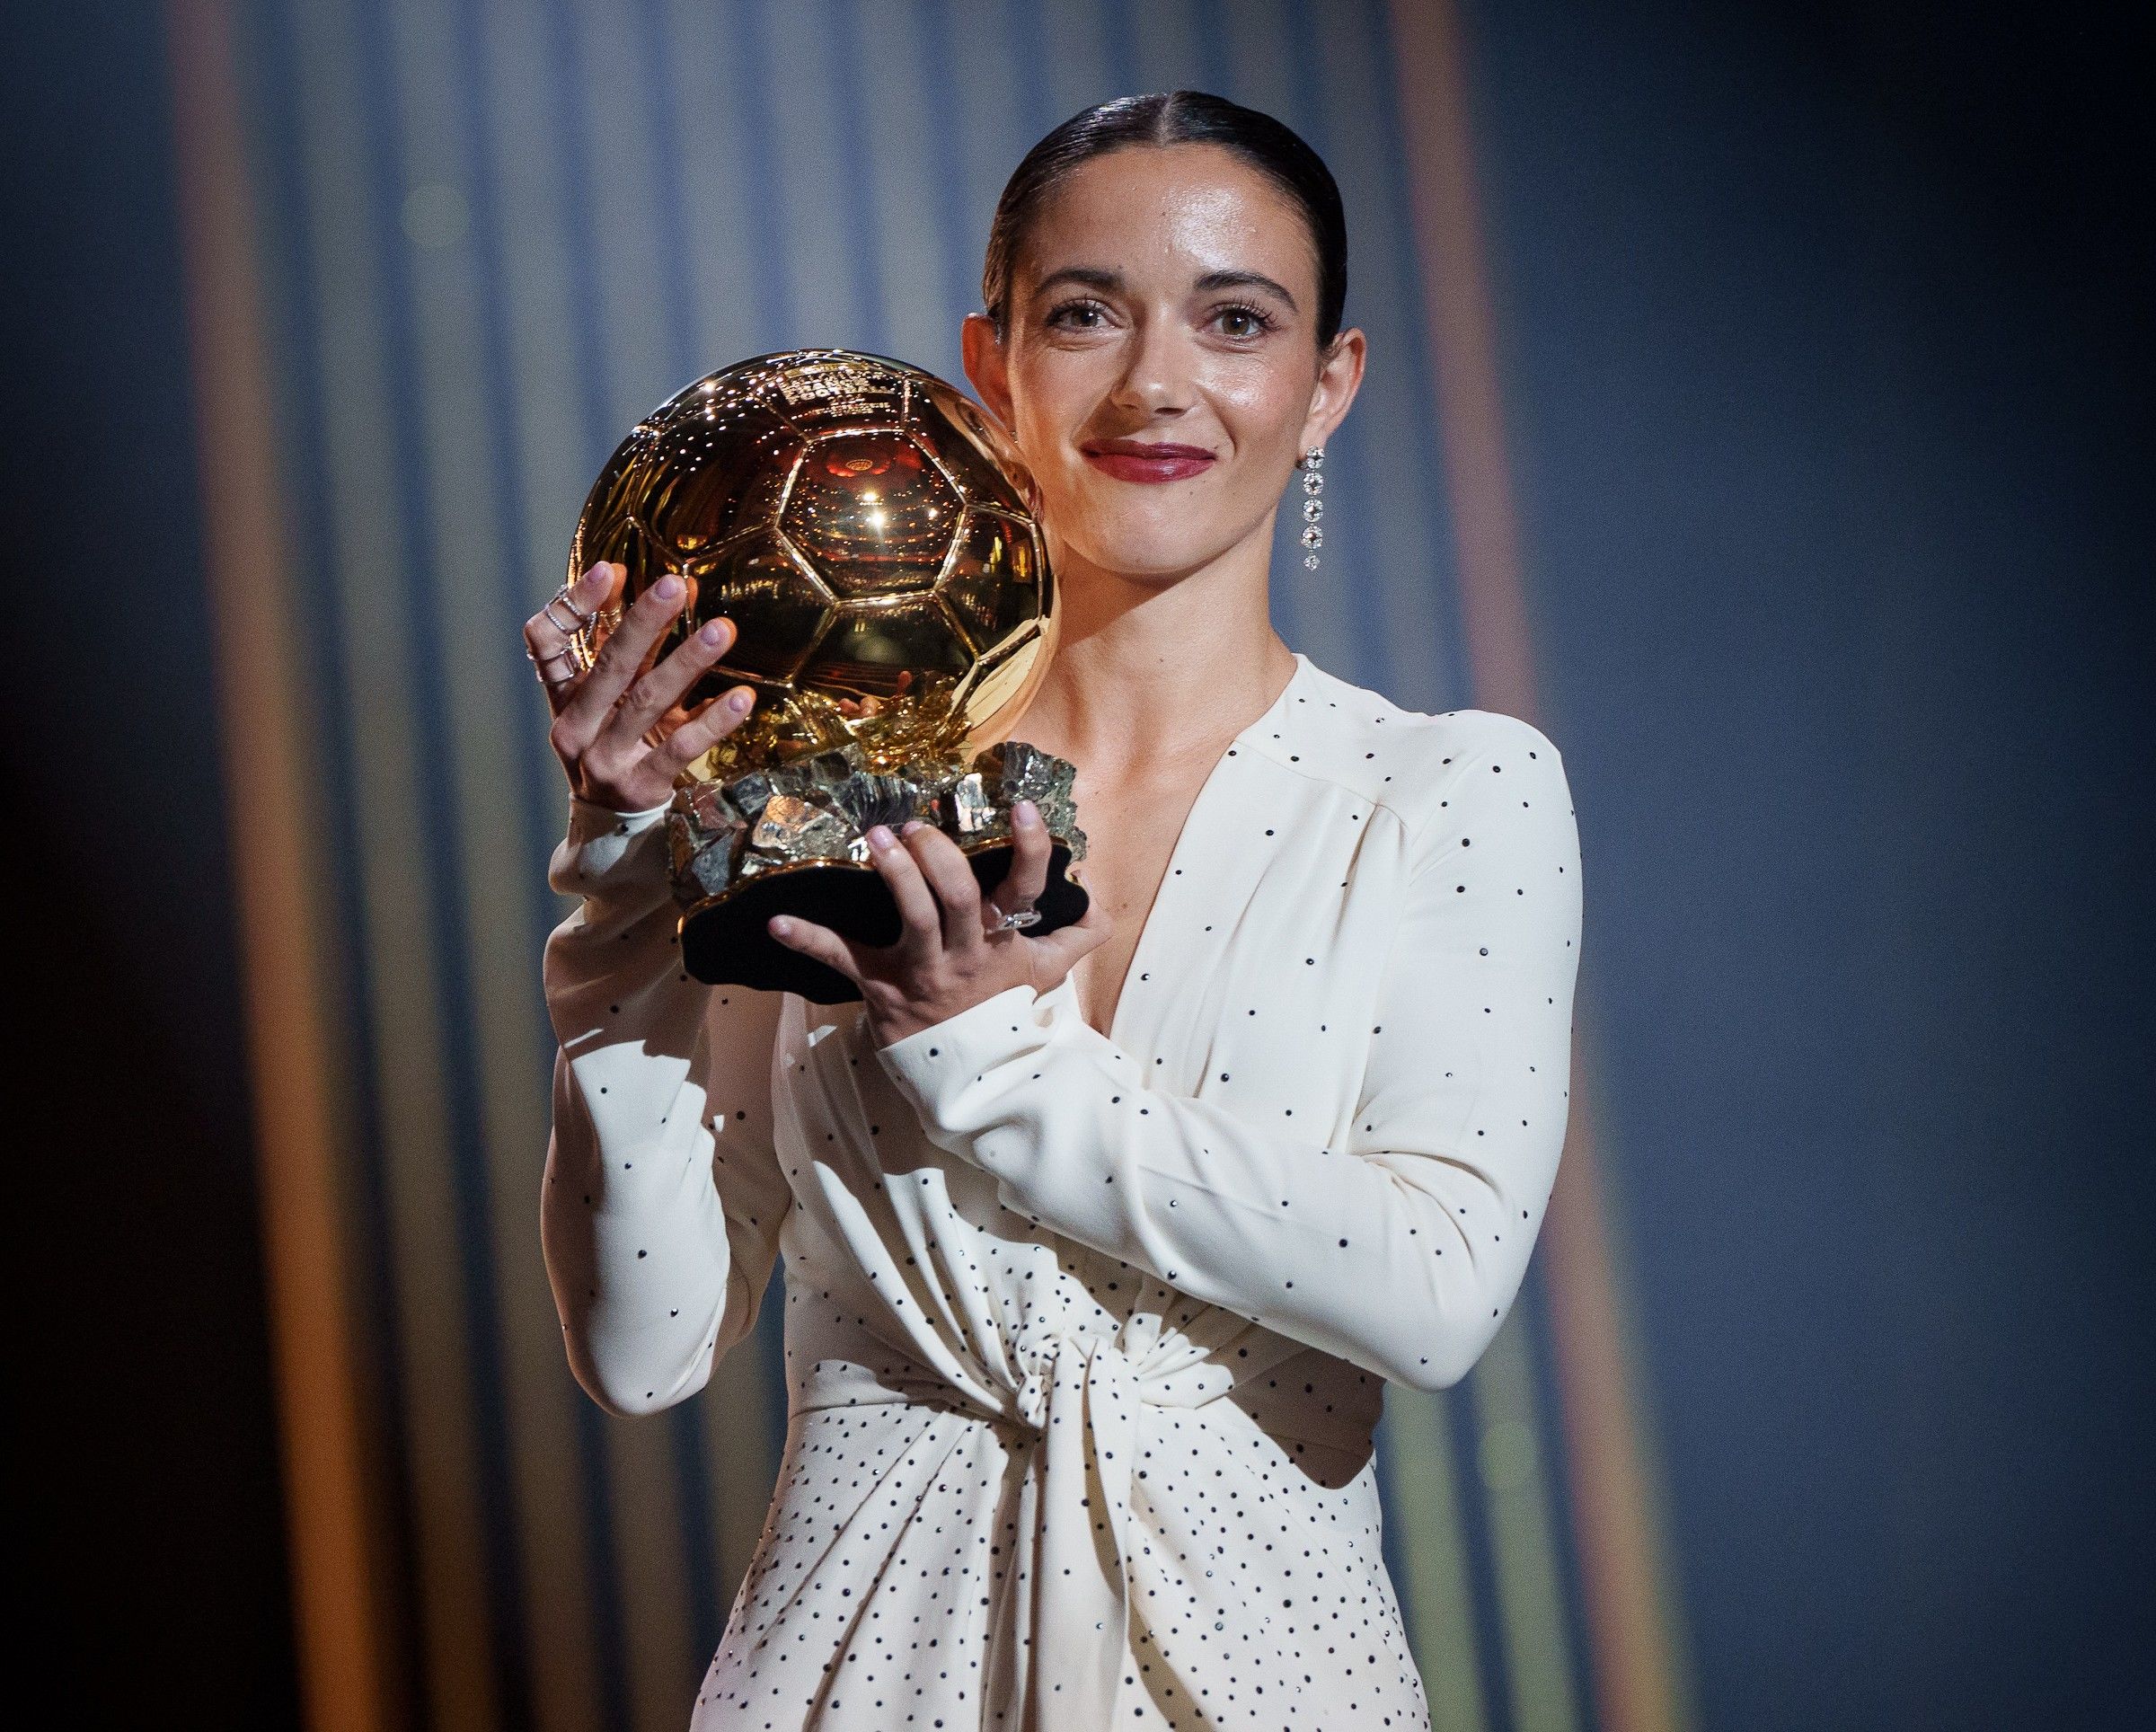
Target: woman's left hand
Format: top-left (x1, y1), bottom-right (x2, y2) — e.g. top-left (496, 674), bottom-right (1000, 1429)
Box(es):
top-left (767, 798), bottom-right (1113, 1048)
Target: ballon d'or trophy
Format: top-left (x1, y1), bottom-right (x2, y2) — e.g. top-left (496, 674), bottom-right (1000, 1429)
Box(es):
top-left (566, 349), bottom-right (1091, 1003)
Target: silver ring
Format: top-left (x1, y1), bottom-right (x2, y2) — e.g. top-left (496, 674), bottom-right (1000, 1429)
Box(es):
top-left (526, 640), bottom-right (582, 684)
top-left (544, 583), bottom-right (598, 634)
top-left (994, 905), bottom-right (1042, 932)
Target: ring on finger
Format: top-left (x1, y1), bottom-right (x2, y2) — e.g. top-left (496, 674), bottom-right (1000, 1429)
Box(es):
top-left (576, 604), bottom-right (623, 669)
top-left (543, 583), bottom-right (598, 635)
top-left (991, 902), bottom-right (1042, 932)
top-left (526, 640), bottom-right (582, 683)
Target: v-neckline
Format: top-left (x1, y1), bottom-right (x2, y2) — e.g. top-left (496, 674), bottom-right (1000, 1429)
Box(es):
top-left (1070, 650), bottom-right (1312, 1047)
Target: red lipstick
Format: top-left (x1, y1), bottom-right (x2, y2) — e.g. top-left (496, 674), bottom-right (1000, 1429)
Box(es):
top-left (1080, 437), bottom-right (1216, 484)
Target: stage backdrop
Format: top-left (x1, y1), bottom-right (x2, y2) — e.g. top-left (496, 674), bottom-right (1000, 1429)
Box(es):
top-left (176, 1), bottom-right (1690, 1729)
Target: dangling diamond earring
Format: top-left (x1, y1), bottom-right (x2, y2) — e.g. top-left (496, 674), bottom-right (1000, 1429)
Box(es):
top-left (1296, 446), bottom-right (1325, 570)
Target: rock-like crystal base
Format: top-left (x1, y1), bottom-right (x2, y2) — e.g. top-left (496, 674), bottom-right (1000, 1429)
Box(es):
top-left (665, 738), bottom-right (1091, 1002)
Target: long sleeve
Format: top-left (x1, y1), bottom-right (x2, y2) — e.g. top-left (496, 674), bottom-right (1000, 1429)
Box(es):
top-left (872, 712), bottom-right (1582, 1392)
top-left (540, 796), bottom-right (791, 1418)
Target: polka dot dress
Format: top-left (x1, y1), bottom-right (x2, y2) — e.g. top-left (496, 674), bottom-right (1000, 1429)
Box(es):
top-left (541, 651), bottom-right (1585, 1729)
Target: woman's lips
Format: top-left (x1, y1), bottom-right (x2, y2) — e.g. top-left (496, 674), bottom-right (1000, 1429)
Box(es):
top-left (1080, 440), bottom-right (1216, 483)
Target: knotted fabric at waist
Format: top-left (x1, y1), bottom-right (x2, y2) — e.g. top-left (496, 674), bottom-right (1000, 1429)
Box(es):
top-left (794, 1327), bottom-right (1164, 1726)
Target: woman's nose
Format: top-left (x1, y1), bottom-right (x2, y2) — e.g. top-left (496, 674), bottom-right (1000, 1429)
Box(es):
top-left (1109, 317), bottom-right (1196, 415)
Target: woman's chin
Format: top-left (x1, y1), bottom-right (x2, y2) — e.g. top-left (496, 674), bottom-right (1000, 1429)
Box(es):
top-left (1073, 542), bottom-right (1227, 583)
top-left (1053, 516), bottom-right (1245, 584)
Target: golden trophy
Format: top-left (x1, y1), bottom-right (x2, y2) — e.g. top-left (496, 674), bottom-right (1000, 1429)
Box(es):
top-left (566, 349), bottom-right (1090, 1003)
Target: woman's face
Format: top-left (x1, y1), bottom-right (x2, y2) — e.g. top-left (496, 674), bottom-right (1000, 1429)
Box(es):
top-left (963, 142), bottom-right (1364, 583)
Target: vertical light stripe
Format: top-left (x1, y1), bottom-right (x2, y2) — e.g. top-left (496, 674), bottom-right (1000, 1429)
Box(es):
top-left (165, 4), bottom-right (394, 1728)
top-left (570, 0), bottom-right (692, 420)
top-left (1310, 5), bottom-right (1454, 706)
top-left (1383, 0), bottom-right (1535, 718)
top-left (1215, 0), bottom-right (1296, 146)
top-left (600, 1412), bottom-right (700, 1732)
top-left (1472, 1323), bottom-right (1585, 1731)
top-left (382, 4), bottom-right (608, 1728)
top-left (939, 2), bottom-right (1032, 278)
top-left (1388, 4), bottom-right (1695, 1728)
top-left (745, 0), bottom-right (870, 344)
top-left (844, 0), bottom-right (966, 369)
top-left (1092, 0), bottom-right (1138, 92)
top-left (1378, 1391), bottom-right (1490, 1732)
top-left (473, 0), bottom-right (594, 607)
top-left (1127, 0), bottom-right (1202, 87)
top-left (656, 0), bottom-right (790, 1630)
top-left (544, 12), bottom-right (710, 1721)
top-left (480, 5), bottom-right (714, 1719)
top-left (1546, 1028), bottom-right (1703, 1732)
top-left (659, 0), bottom-right (766, 370)
top-left (288, 0), bottom-right (499, 1722)
top-left (1032, 0), bottom-right (1114, 120)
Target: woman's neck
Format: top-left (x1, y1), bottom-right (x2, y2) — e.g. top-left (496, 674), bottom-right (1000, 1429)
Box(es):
top-left (1014, 521), bottom-right (1296, 781)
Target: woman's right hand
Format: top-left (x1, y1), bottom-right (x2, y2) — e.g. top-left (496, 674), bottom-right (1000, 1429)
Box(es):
top-left (526, 561), bottom-right (758, 813)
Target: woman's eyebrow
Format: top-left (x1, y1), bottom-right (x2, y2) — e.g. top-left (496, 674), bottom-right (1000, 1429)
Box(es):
top-left (1031, 265), bottom-right (1125, 296)
top-left (1029, 265), bottom-right (1300, 310)
top-left (1194, 269), bottom-right (1299, 308)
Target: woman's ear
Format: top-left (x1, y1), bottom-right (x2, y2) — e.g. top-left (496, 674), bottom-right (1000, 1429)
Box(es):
top-left (1301, 325), bottom-right (1368, 452)
top-left (961, 311), bottom-right (1016, 436)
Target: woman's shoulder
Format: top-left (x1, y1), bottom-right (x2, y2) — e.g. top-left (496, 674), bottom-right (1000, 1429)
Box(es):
top-left (1286, 658), bottom-right (1569, 844)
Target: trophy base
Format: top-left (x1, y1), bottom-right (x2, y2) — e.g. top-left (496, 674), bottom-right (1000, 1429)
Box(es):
top-left (680, 838), bottom-right (1091, 1003)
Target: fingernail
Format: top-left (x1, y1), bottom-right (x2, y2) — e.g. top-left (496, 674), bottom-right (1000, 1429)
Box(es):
top-left (655, 575), bottom-right (683, 600)
top-left (901, 819), bottom-right (923, 836)
top-left (769, 916), bottom-right (791, 936)
top-left (867, 825), bottom-right (894, 850)
top-left (698, 620), bottom-right (725, 645)
top-left (729, 688), bottom-right (753, 711)
top-left (1014, 799), bottom-right (1038, 826)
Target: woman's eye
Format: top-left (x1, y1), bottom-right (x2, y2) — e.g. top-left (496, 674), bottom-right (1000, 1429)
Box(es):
top-left (1212, 304), bottom-right (1276, 340)
top-left (1046, 299), bottom-right (1109, 330)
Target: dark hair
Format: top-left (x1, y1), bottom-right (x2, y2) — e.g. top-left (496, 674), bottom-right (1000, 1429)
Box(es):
top-left (981, 90), bottom-right (1348, 349)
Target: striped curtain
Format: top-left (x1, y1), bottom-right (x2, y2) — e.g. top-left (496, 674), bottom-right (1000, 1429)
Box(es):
top-left (176, 0), bottom-right (1689, 1726)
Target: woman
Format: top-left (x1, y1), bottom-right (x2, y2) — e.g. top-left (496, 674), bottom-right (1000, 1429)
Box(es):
top-left (526, 91), bottom-right (1581, 1732)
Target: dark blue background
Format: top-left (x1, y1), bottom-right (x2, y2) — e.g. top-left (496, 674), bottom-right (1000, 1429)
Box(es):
top-left (1463, 5), bottom-right (2152, 1724)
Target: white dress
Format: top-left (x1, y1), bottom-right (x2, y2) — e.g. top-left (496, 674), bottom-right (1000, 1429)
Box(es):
top-left (540, 650), bottom-right (1583, 1730)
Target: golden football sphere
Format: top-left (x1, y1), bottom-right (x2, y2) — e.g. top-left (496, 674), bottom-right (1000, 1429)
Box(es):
top-left (567, 349), bottom-right (1056, 780)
